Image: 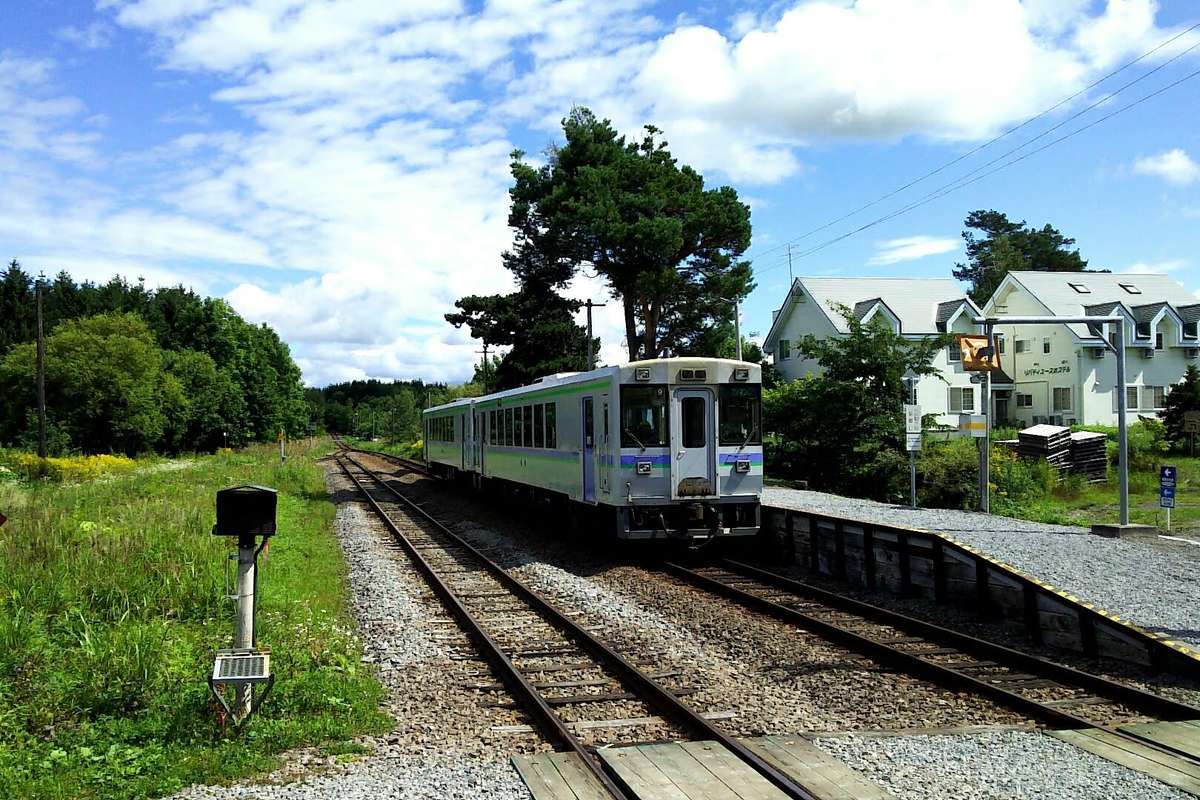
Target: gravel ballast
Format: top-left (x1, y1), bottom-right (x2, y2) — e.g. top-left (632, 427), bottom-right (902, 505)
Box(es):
top-left (171, 468), bottom-right (534, 800)
top-left (814, 730), bottom-right (1191, 800)
top-left (763, 486), bottom-right (1200, 647)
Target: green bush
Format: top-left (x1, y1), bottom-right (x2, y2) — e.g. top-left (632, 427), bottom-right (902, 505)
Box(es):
top-left (917, 438), bottom-right (979, 509)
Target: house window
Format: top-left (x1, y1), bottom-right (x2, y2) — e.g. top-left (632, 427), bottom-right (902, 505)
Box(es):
top-left (1119, 283), bottom-right (1142, 295)
top-left (1156, 332), bottom-right (1164, 350)
top-left (1136, 322), bottom-right (1150, 338)
top-left (948, 343), bottom-right (961, 362)
top-left (1186, 321), bottom-right (1198, 338)
top-left (1145, 386), bottom-right (1166, 410)
top-left (778, 339), bottom-right (791, 360)
top-left (1052, 387), bottom-right (1072, 412)
top-left (1015, 339), bottom-right (1030, 354)
top-left (1016, 393), bottom-right (1033, 408)
top-left (1126, 386), bottom-right (1140, 410)
top-left (1068, 282), bottom-right (1090, 294)
top-left (997, 336), bottom-right (1006, 354)
top-left (949, 387), bottom-right (975, 413)
top-left (1042, 337), bottom-right (1051, 355)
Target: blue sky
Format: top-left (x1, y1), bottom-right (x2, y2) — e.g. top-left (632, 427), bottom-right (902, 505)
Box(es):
top-left (3, 0), bottom-right (1199, 386)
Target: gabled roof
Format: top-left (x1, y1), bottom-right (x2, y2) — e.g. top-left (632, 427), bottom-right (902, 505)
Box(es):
top-left (1131, 301), bottom-right (1170, 325)
top-left (1177, 304), bottom-right (1200, 328)
top-left (993, 271), bottom-right (1193, 342)
top-left (763, 277), bottom-right (978, 350)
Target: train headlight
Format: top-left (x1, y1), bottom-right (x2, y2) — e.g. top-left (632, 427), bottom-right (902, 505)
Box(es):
top-left (634, 368), bottom-right (651, 381)
top-left (734, 459), bottom-right (751, 473)
top-left (636, 460), bottom-right (652, 475)
top-left (733, 368), bottom-right (749, 381)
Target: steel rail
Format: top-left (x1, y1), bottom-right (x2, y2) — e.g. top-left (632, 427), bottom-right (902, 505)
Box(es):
top-left (341, 452), bottom-right (821, 800)
top-left (337, 456), bottom-right (632, 800)
top-left (663, 559), bottom-right (1200, 765)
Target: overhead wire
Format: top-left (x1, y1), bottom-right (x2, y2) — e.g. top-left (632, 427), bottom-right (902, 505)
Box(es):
top-left (765, 63), bottom-right (1200, 270)
top-left (745, 20), bottom-right (1200, 266)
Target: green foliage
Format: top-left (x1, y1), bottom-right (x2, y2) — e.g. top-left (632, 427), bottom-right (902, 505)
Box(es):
top-left (764, 310), bottom-right (948, 500)
top-left (951, 209), bottom-right (1091, 304)
top-left (505, 108), bottom-right (753, 361)
top-left (0, 440), bottom-right (388, 799)
top-left (0, 264), bottom-right (309, 453)
top-left (1163, 364), bottom-right (1200, 448)
top-left (916, 437), bottom-right (979, 509)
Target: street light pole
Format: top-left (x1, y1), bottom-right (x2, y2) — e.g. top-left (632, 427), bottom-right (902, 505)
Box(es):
top-left (584, 300), bottom-right (606, 370)
top-left (734, 298), bottom-right (742, 361)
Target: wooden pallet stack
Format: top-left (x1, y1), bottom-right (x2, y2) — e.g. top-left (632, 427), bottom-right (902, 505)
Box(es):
top-left (1018, 424), bottom-right (1073, 476)
top-left (1069, 431), bottom-right (1109, 482)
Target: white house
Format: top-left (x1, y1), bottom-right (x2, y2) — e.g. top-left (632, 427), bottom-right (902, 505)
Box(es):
top-left (761, 277), bottom-right (984, 425)
top-left (982, 271), bottom-right (1200, 427)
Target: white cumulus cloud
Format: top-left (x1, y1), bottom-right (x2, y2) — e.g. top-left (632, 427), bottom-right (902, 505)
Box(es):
top-left (1132, 148), bottom-right (1200, 186)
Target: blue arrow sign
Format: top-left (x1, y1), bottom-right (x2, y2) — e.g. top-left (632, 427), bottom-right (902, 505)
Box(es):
top-left (1160, 465), bottom-right (1177, 488)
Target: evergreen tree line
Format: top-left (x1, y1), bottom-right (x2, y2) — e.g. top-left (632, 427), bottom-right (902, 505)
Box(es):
top-left (0, 261), bottom-right (308, 455)
top-left (311, 378), bottom-right (488, 441)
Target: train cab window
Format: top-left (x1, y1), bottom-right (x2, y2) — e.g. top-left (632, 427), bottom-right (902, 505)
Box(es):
top-left (681, 396), bottom-right (706, 448)
top-left (505, 408), bottom-right (515, 446)
top-left (523, 406), bottom-right (534, 447)
top-left (620, 386), bottom-right (668, 448)
top-left (534, 404), bottom-right (545, 448)
top-left (718, 385), bottom-right (761, 446)
top-left (545, 402), bottom-right (557, 448)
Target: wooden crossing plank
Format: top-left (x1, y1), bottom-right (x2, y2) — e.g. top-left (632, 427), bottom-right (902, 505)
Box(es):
top-left (639, 742), bottom-right (753, 800)
top-left (677, 741), bottom-right (788, 800)
top-left (599, 746), bottom-right (692, 800)
top-left (1119, 720), bottom-right (1200, 761)
top-left (547, 753), bottom-right (612, 800)
top-left (511, 754), bottom-right (585, 800)
top-left (745, 735), bottom-right (897, 800)
top-left (1051, 729), bottom-right (1200, 796)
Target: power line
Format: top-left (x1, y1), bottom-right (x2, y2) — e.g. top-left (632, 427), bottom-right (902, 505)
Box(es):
top-left (746, 20), bottom-right (1200, 265)
top-left (768, 64), bottom-right (1200, 268)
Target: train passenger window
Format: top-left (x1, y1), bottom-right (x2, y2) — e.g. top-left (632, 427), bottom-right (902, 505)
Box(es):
top-left (718, 385), bottom-right (761, 445)
top-left (545, 402), bottom-right (557, 448)
top-left (514, 407), bottom-right (524, 447)
top-left (489, 411), bottom-right (496, 445)
top-left (681, 396), bottom-right (706, 448)
top-left (534, 404), bottom-right (545, 448)
top-left (620, 386), bottom-right (668, 448)
top-left (523, 406), bottom-right (534, 447)
top-left (506, 408), bottom-right (515, 446)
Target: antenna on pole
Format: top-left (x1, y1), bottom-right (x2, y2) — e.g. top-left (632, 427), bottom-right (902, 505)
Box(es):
top-left (584, 300), bottom-right (607, 371)
top-left (35, 271), bottom-right (47, 460)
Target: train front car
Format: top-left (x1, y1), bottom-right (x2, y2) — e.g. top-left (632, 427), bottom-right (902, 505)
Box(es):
top-left (616, 358), bottom-right (762, 541)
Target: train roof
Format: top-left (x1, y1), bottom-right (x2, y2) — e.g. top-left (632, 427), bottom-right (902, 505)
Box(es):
top-left (423, 357), bottom-right (758, 414)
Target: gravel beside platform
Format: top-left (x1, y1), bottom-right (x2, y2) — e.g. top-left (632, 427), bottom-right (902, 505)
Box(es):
top-left (764, 487), bottom-right (1200, 647)
top-left (171, 469), bottom-right (534, 800)
top-left (814, 730), bottom-right (1191, 800)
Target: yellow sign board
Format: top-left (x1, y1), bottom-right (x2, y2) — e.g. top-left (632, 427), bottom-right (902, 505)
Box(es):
top-left (959, 414), bottom-right (987, 438)
top-left (957, 334), bottom-right (1000, 371)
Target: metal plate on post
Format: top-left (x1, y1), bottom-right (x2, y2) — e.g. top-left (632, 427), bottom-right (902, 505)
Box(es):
top-left (1184, 412), bottom-right (1200, 434)
top-left (212, 649), bottom-right (272, 685)
top-left (906, 433), bottom-right (922, 451)
top-left (904, 404), bottom-right (921, 434)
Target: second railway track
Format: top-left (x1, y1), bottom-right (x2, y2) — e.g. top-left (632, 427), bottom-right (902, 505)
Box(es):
top-left (335, 449), bottom-right (825, 800)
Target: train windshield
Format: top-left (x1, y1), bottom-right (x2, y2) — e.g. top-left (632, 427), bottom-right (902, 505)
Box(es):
top-left (718, 385), bottom-right (761, 446)
top-left (620, 385), bottom-right (668, 448)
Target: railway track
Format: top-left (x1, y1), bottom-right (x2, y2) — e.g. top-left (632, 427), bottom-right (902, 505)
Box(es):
top-left (664, 558), bottom-right (1200, 762)
top-left (333, 448), bottom-right (823, 800)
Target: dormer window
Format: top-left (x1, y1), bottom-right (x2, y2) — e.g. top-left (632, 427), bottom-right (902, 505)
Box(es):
top-left (1068, 282), bottom-right (1090, 294)
top-left (1136, 322), bottom-right (1151, 338)
top-left (1119, 283), bottom-right (1141, 295)
top-left (1186, 322), bottom-right (1198, 338)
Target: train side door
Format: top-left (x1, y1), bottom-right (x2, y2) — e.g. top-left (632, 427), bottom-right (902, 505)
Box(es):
top-left (598, 394), bottom-right (611, 495)
top-left (671, 388), bottom-right (716, 498)
top-left (581, 396), bottom-right (596, 502)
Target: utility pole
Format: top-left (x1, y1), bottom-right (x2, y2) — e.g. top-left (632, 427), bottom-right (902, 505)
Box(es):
top-left (787, 244), bottom-right (793, 283)
top-left (584, 299), bottom-right (606, 370)
top-left (476, 340), bottom-right (491, 390)
top-left (733, 298), bottom-right (742, 361)
top-left (35, 272), bottom-right (47, 459)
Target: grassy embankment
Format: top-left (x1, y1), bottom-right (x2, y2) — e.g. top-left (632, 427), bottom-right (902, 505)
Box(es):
top-left (0, 439), bottom-right (389, 800)
top-left (339, 435), bottom-right (422, 461)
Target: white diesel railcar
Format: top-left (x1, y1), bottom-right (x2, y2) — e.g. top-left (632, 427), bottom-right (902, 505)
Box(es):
top-left (422, 358), bottom-right (762, 541)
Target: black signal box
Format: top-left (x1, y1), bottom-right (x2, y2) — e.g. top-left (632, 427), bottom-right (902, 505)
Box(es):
top-left (213, 485), bottom-right (278, 540)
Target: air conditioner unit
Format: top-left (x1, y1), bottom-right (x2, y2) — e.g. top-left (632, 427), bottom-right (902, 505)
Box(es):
top-left (1089, 348), bottom-right (1106, 360)
top-left (1188, 348), bottom-right (1199, 359)
top-left (1142, 348), bottom-right (1155, 359)
top-left (1032, 415), bottom-right (1046, 425)
top-left (1051, 415), bottom-right (1064, 426)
